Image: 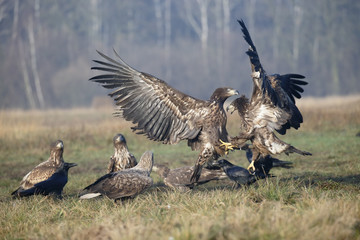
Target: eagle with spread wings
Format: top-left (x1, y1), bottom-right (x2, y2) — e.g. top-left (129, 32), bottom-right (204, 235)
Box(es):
top-left (224, 20), bottom-right (311, 173)
top-left (90, 51), bottom-right (238, 183)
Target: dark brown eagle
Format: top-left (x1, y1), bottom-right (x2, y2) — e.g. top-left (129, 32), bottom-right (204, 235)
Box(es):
top-left (152, 164), bottom-right (228, 191)
top-left (90, 51), bottom-right (238, 183)
top-left (224, 20), bottom-right (311, 172)
top-left (107, 133), bottom-right (137, 173)
top-left (79, 151), bottom-right (153, 202)
top-left (12, 140), bottom-right (77, 198)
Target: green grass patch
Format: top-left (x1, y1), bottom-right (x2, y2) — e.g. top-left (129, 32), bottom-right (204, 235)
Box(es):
top-left (0, 98), bottom-right (360, 239)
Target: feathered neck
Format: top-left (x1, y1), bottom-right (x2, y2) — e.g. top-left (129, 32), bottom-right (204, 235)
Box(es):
top-left (49, 150), bottom-right (64, 165)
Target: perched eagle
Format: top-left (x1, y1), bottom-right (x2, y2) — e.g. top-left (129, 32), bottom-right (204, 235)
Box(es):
top-left (90, 50), bottom-right (238, 183)
top-left (152, 164), bottom-right (228, 191)
top-left (107, 133), bottom-right (137, 173)
top-left (79, 151), bottom-right (153, 202)
top-left (224, 20), bottom-right (311, 172)
top-left (12, 140), bottom-right (77, 198)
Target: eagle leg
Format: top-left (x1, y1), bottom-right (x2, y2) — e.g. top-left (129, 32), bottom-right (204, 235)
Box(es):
top-left (247, 161), bottom-right (256, 174)
top-left (190, 146), bottom-right (214, 184)
top-left (219, 139), bottom-right (234, 155)
top-left (247, 150), bottom-right (260, 175)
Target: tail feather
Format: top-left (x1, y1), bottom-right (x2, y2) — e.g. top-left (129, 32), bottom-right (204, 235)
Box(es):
top-left (287, 146), bottom-right (312, 156)
top-left (190, 164), bottom-right (203, 184)
top-left (79, 192), bottom-right (102, 199)
top-left (12, 187), bottom-right (38, 198)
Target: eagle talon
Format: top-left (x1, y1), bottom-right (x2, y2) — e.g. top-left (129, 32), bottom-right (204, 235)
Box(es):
top-left (247, 161), bottom-right (256, 175)
top-left (219, 139), bottom-right (234, 155)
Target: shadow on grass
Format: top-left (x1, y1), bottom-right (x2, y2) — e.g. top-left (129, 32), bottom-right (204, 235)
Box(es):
top-left (281, 172), bottom-right (360, 191)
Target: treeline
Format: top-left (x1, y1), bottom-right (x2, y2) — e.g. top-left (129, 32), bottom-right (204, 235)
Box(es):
top-left (0, 0), bottom-right (359, 109)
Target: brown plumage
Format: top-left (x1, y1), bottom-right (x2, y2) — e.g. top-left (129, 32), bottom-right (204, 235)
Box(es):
top-left (152, 164), bottom-right (228, 191)
top-left (79, 151), bottom-right (153, 202)
top-left (90, 51), bottom-right (238, 183)
top-left (107, 133), bottom-right (137, 173)
top-left (225, 20), bottom-right (311, 172)
top-left (11, 140), bottom-right (77, 198)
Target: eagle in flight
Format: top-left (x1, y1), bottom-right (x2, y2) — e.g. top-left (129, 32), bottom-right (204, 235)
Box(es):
top-left (223, 20), bottom-right (311, 173)
top-left (90, 51), bottom-right (238, 183)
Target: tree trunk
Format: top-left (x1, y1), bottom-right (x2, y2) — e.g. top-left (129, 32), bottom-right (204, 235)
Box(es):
top-left (164, 0), bottom-right (171, 80)
top-left (184, 0), bottom-right (209, 75)
top-left (292, 1), bottom-right (303, 71)
top-left (272, 0), bottom-right (281, 67)
top-left (28, 16), bottom-right (45, 109)
top-left (215, 0), bottom-right (224, 83)
top-left (18, 40), bottom-right (37, 109)
top-left (11, 0), bottom-right (19, 43)
top-left (154, 0), bottom-right (163, 47)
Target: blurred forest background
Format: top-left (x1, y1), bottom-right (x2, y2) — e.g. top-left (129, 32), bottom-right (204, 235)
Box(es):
top-left (0, 0), bottom-right (359, 109)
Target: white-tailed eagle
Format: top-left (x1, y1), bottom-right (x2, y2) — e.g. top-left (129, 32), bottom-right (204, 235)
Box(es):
top-left (12, 140), bottom-right (77, 198)
top-left (152, 163), bottom-right (228, 192)
top-left (107, 133), bottom-right (137, 173)
top-left (90, 51), bottom-right (238, 183)
top-left (223, 20), bottom-right (311, 173)
top-left (79, 151), bottom-right (153, 202)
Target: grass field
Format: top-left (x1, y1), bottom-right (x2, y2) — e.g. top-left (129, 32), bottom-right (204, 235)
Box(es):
top-left (0, 96), bottom-right (360, 240)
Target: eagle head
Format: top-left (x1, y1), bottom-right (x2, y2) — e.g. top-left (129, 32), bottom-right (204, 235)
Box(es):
top-left (51, 140), bottom-right (64, 151)
top-left (210, 88), bottom-right (239, 102)
top-left (226, 95), bottom-right (249, 115)
top-left (113, 133), bottom-right (127, 147)
top-left (50, 140), bottom-right (64, 163)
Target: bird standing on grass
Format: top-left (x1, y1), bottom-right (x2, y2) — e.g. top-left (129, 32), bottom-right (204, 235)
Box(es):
top-left (79, 151), bottom-right (154, 202)
top-left (107, 133), bottom-right (137, 173)
top-left (12, 140), bottom-right (77, 198)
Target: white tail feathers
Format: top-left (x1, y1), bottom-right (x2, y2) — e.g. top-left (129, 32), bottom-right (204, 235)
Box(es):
top-left (79, 193), bottom-right (102, 199)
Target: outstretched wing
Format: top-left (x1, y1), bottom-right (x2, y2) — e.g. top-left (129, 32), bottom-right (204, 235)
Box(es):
top-left (238, 19), bottom-right (308, 134)
top-left (90, 51), bottom-right (209, 144)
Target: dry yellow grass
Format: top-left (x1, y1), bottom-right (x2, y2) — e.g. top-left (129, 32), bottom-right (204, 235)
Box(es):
top-left (0, 95), bottom-right (360, 240)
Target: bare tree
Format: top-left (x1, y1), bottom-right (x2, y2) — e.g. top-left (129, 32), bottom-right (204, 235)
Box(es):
top-left (272, 0), bottom-right (281, 67)
top-left (215, 0), bottom-right (224, 83)
top-left (247, 0), bottom-right (256, 33)
top-left (28, 15), bottom-right (45, 109)
top-left (11, 0), bottom-right (19, 43)
top-left (222, 0), bottom-right (230, 35)
top-left (18, 39), bottom-right (37, 109)
top-left (154, 0), bottom-right (163, 47)
top-left (292, 0), bottom-right (303, 70)
top-left (164, 0), bottom-right (171, 80)
top-left (184, 0), bottom-right (209, 73)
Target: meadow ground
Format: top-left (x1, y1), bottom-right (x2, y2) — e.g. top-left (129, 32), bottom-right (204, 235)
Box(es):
top-left (0, 96), bottom-right (359, 240)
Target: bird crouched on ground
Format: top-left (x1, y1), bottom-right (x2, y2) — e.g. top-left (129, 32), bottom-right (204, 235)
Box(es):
top-left (152, 163), bottom-right (228, 192)
top-left (79, 151), bottom-right (154, 202)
